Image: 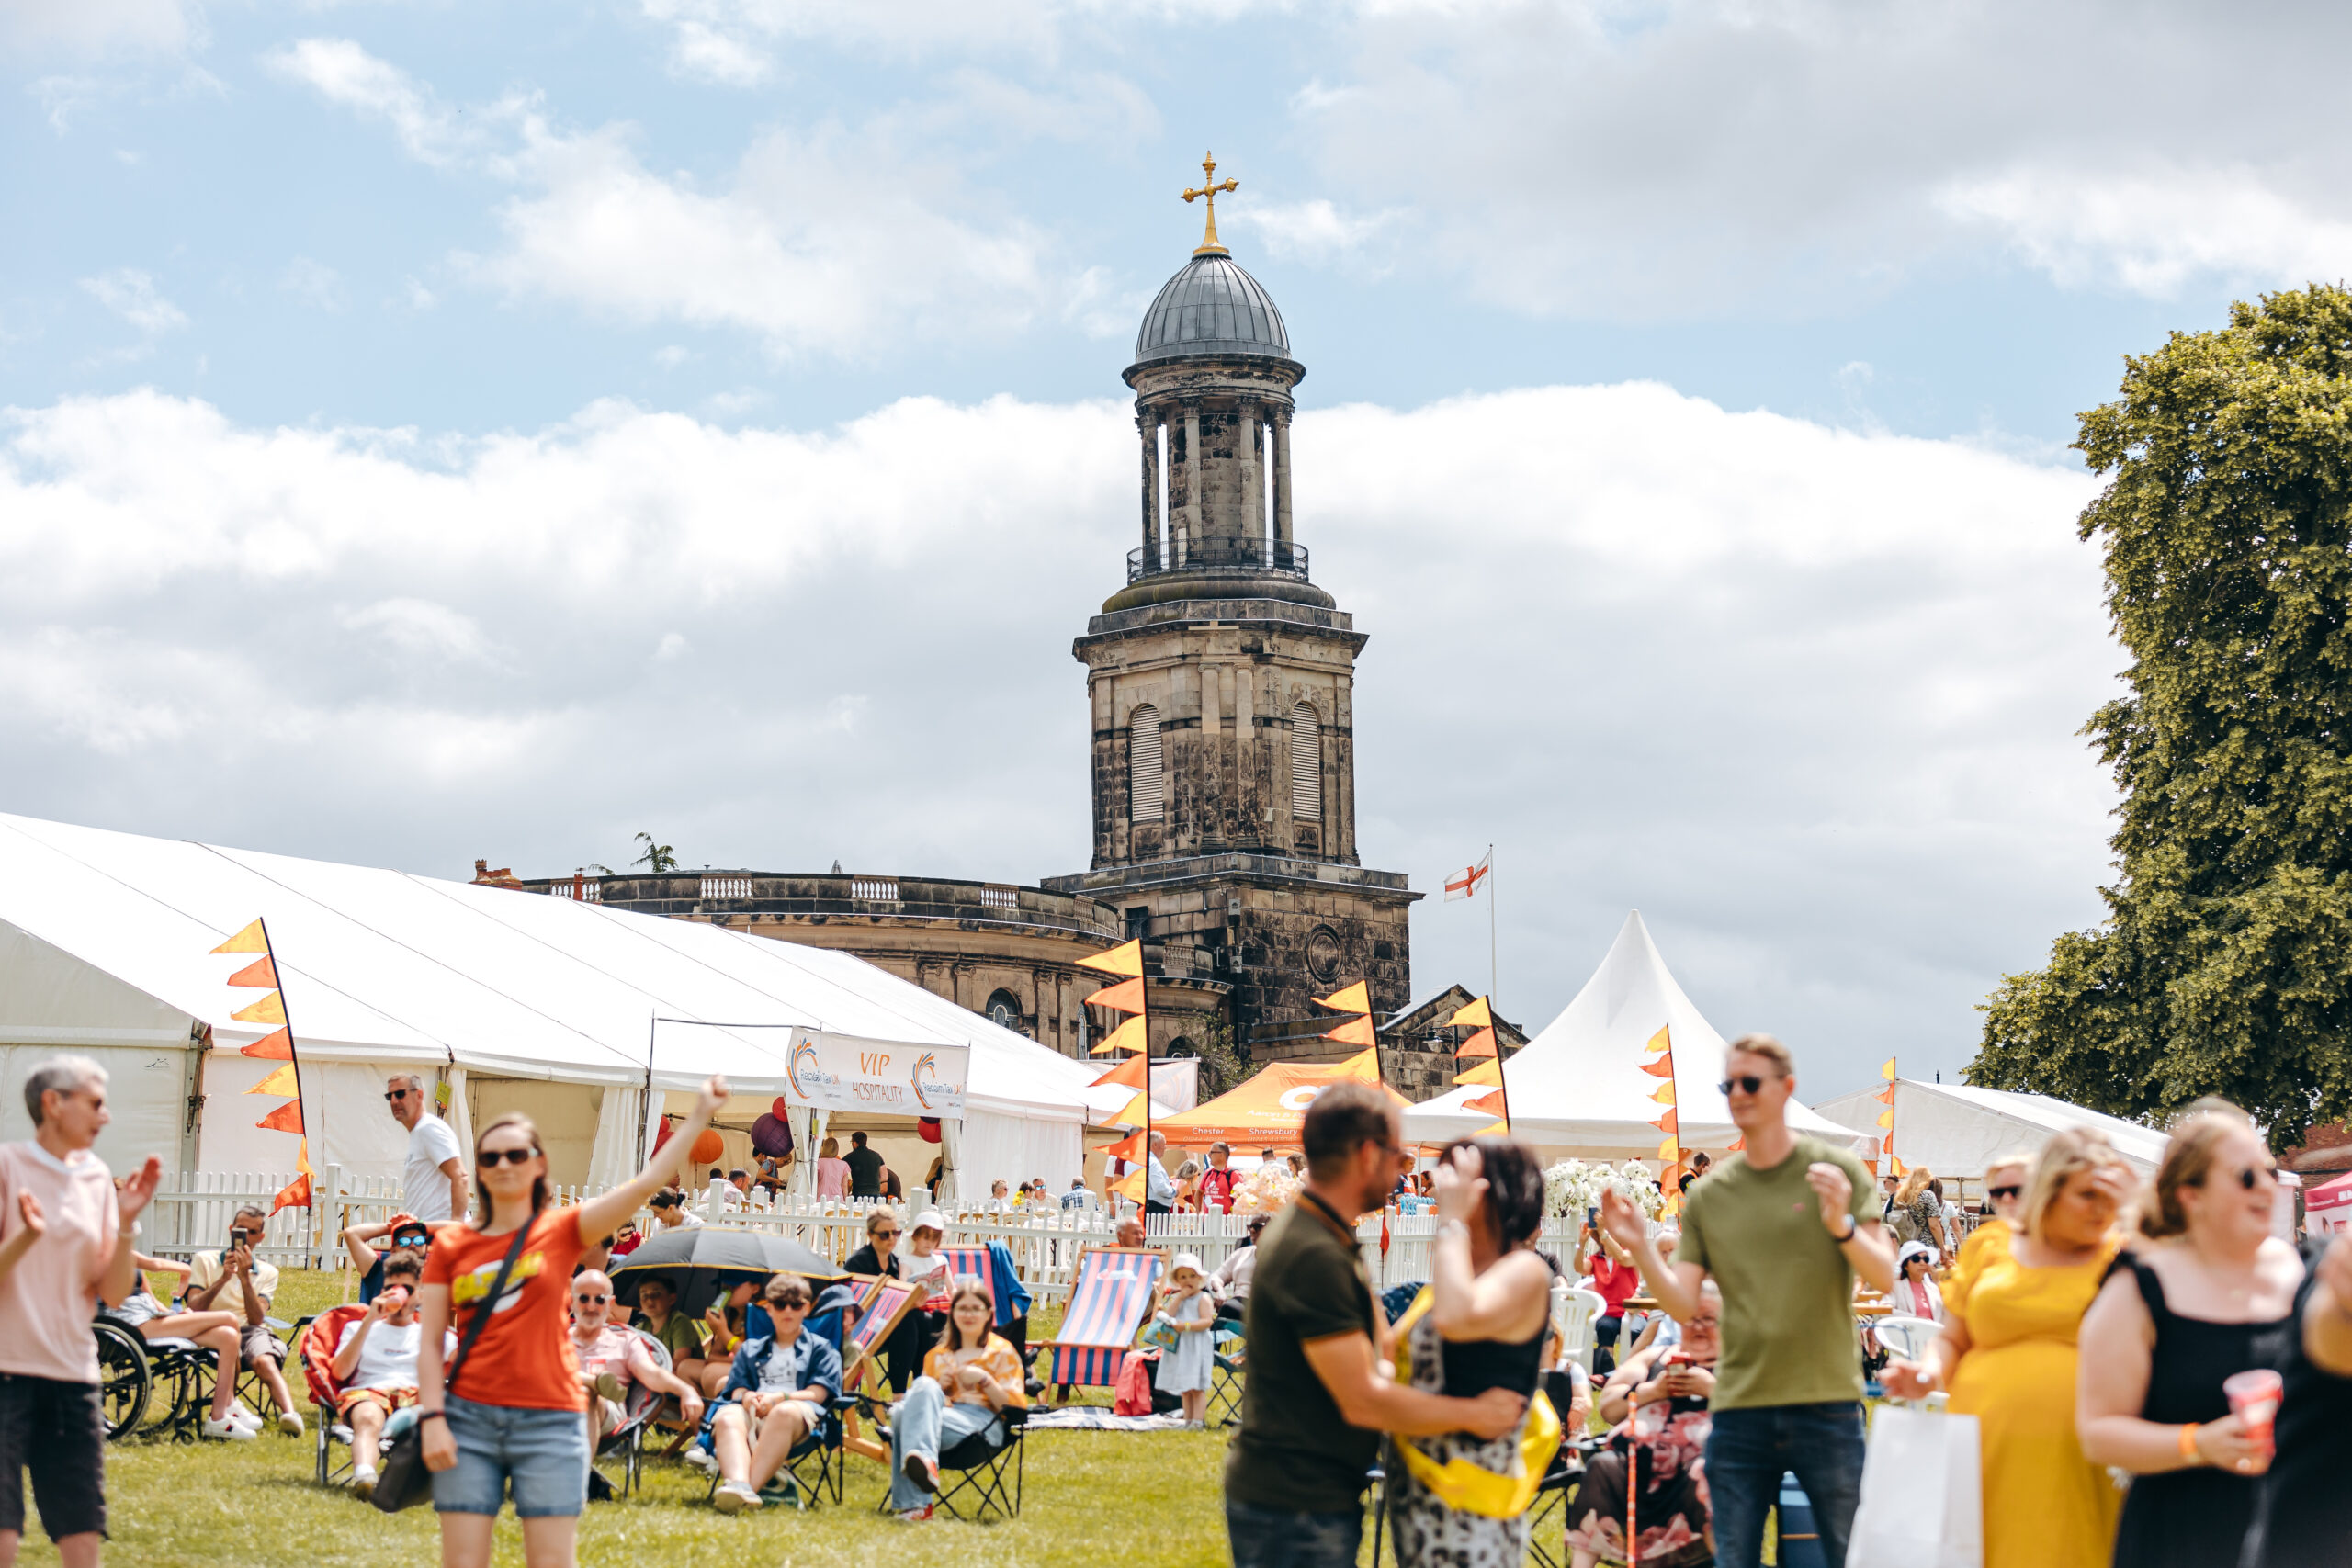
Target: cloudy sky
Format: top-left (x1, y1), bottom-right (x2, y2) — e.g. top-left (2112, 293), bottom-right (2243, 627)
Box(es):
top-left (5, 0), bottom-right (2336, 1100)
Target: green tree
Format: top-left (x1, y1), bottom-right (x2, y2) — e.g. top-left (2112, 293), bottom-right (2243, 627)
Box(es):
top-left (632, 832), bottom-right (677, 874)
top-left (1973, 286), bottom-right (2352, 1145)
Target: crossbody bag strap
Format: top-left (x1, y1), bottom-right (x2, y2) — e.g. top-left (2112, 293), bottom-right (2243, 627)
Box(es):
top-left (444, 1216), bottom-right (539, 1402)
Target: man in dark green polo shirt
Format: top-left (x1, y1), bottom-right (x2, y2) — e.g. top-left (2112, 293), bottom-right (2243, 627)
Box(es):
top-left (1226, 1082), bottom-right (1528, 1568)
top-left (1601, 1032), bottom-right (1894, 1568)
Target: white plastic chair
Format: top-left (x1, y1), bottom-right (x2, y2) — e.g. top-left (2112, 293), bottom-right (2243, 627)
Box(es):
top-left (1556, 1286), bottom-right (1606, 1373)
top-left (1868, 1314), bottom-right (1949, 1410)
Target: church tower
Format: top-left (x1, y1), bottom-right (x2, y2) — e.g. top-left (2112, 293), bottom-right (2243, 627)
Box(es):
top-left (1043, 157), bottom-right (1417, 1065)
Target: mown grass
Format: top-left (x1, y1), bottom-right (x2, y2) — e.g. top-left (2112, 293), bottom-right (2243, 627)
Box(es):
top-left (22, 1270), bottom-right (1239, 1568)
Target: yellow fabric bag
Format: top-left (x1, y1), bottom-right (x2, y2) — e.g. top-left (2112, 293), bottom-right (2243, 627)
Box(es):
top-left (1386, 1286), bottom-right (1559, 1518)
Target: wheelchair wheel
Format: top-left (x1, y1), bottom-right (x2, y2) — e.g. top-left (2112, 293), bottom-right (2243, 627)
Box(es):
top-left (94, 1320), bottom-right (151, 1439)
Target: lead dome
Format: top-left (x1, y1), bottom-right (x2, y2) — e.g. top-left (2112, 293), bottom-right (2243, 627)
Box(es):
top-left (1129, 253), bottom-right (1298, 375)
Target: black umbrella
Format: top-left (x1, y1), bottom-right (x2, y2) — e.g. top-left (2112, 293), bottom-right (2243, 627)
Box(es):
top-left (608, 1226), bottom-right (846, 1317)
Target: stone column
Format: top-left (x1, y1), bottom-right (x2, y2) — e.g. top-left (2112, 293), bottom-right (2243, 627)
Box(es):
top-left (1242, 402), bottom-right (1265, 554)
top-left (1272, 408), bottom-right (1294, 557)
top-left (1138, 412), bottom-right (1160, 571)
top-left (1181, 403), bottom-right (1203, 566)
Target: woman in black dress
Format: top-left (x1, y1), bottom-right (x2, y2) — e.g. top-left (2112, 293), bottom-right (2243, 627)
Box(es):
top-left (2077, 1100), bottom-right (2303, 1567)
top-left (842, 1206), bottom-right (928, 1393)
top-left (2239, 1232), bottom-right (2352, 1565)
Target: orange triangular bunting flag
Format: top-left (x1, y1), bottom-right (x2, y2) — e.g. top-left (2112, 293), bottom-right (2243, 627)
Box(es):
top-left (1651, 1109), bottom-right (1679, 1134)
top-left (240, 1028), bottom-right (294, 1061)
top-left (1874, 1085), bottom-right (1895, 1105)
top-left (1102, 1128), bottom-right (1147, 1163)
top-left (1330, 1047), bottom-right (1382, 1082)
top-left (1464, 1089), bottom-right (1506, 1116)
top-left (256, 1098), bottom-right (304, 1134)
top-left (232, 991), bottom-right (287, 1027)
top-left (1657, 1134), bottom-right (1679, 1160)
top-left (211, 919), bottom-right (268, 954)
top-left (1880, 1056), bottom-right (1898, 1081)
top-left (1090, 1014), bottom-right (1147, 1056)
top-left (1728, 1136), bottom-right (1745, 1152)
top-left (1455, 1027), bottom-right (1498, 1059)
top-left (1090, 1050), bottom-right (1149, 1089)
top-left (243, 1063), bottom-right (299, 1097)
top-left (1474, 1120), bottom-right (1508, 1136)
top-left (1077, 940), bottom-right (1144, 978)
top-left (1663, 1190), bottom-right (1681, 1218)
top-left (1322, 1015), bottom-right (1377, 1049)
top-left (1638, 1055), bottom-right (1675, 1078)
top-left (1086, 976), bottom-right (1146, 1014)
top-left (1888, 1154), bottom-right (1905, 1176)
top-left (1109, 1090), bottom-right (1152, 1127)
top-left (226, 955), bottom-right (278, 989)
top-left (294, 1135), bottom-right (313, 1178)
top-left (1447, 996), bottom-right (1492, 1030)
top-left (270, 1171), bottom-right (311, 1214)
top-left (1644, 1024), bottom-right (1672, 1055)
top-left (1877, 1110), bottom-right (1894, 1129)
top-left (1454, 1057), bottom-right (1502, 1087)
top-left (1652, 1082), bottom-right (1677, 1105)
top-left (1315, 981), bottom-right (1371, 1014)
top-left (1112, 1166), bottom-right (1146, 1202)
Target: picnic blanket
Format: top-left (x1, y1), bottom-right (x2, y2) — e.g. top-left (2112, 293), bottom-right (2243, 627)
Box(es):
top-left (1024, 1408), bottom-right (1191, 1431)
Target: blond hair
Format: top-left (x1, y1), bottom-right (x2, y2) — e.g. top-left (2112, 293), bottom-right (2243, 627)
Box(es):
top-left (1894, 1168), bottom-right (1935, 1206)
top-left (1724, 1033), bottom-right (1793, 1078)
top-left (2021, 1127), bottom-right (2128, 1241)
top-left (1983, 1152), bottom-right (2033, 1186)
top-left (2141, 1098), bottom-right (2257, 1241)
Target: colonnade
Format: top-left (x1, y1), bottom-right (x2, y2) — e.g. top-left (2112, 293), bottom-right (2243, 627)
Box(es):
top-left (1136, 398), bottom-right (1294, 572)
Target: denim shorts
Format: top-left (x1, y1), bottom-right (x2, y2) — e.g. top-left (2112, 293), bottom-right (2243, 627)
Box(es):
top-left (1226, 1499), bottom-right (1365, 1568)
top-left (431, 1394), bottom-right (590, 1518)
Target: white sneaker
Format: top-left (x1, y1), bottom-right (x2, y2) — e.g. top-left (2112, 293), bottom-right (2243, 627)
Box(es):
top-left (350, 1467), bottom-right (379, 1502)
top-left (203, 1415), bottom-right (259, 1441)
top-left (684, 1447), bottom-right (719, 1474)
top-left (711, 1481), bottom-right (763, 1514)
top-left (226, 1404), bottom-right (264, 1430)
top-left (277, 1410), bottom-right (305, 1437)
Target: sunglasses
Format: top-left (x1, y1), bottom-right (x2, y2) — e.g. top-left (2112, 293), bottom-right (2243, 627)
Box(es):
top-left (1987, 1185), bottom-right (2023, 1201)
top-left (2199, 1164), bottom-right (2278, 1191)
top-left (1717, 1075), bottom-right (1775, 1097)
top-left (384, 1089), bottom-right (412, 1101)
top-left (478, 1147), bottom-right (537, 1168)
top-left (392, 1234), bottom-right (431, 1249)
top-left (872, 1229), bottom-right (901, 1240)
top-left (573, 1292), bottom-right (609, 1304)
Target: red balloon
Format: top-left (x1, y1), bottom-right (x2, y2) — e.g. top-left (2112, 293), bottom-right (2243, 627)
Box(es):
top-left (918, 1117), bottom-right (942, 1145)
top-left (772, 1096), bottom-right (791, 1121)
top-left (690, 1129), bottom-right (725, 1164)
top-left (651, 1118), bottom-right (674, 1153)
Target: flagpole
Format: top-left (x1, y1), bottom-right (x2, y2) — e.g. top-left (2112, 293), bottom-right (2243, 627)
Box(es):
top-left (256, 919), bottom-right (313, 1258)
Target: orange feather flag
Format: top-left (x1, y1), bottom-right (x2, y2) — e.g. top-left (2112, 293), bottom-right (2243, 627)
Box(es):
top-left (243, 1063), bottom-right (299, 1098)
top-left (211, 919), bottom-right (268, 954)
top-left (1090, 1014), bottom-right (1147, 1056)
top-left (1454, 1057), bottom-right (1502, 1088)
top-left (1322, 1014), bottom-right (1377, 1049)
top-left (226, 955), bottom-right (278, 989)
top-left (1101, 1128), bottom-right (1148, 1164)
top-left (1315, 981), bottom-right (1371, 1014)
top-left (1090, 1051), bottom-right (1149, 1089)
top-left (232, 991), bottom-right (287, 1027)
top-left (270, 1138), bottom-right (312, 1214)
top-left (1652, 1109), bottom-right (1679, 1134)
top-left (1086, 976), bottom-right (1146, 1014)
top-left (1464, 1089), bottom-right (1506, 1116)
top-left (1447, 996), bottom-right (1492, 1030)
top-left (1639, 1055), bottom-right (1676, 1078)
top-left (240, 1029), bottom-right (294, 1061)
top-left (256, 1099), bottom-right (303, 1134)
top-left (1456, 1027), bottom-right (1498, 1059)
top-left (1330, 1047), bottom-right (1383, 1082)
top-left (1077, 940), bottom-right (1144, 977)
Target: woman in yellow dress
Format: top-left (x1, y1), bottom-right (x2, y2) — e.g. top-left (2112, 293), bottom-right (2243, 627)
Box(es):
top-left (1883, 1129), bottom-right (2136, 1568)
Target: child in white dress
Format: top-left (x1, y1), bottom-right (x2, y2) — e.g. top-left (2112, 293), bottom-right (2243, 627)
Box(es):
top-left (1154, 1253), bottom-right (1216, 1427)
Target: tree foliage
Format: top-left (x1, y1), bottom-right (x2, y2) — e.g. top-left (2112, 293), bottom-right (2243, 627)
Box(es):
top-left (1973, 286), bottom-right (2352, 1145)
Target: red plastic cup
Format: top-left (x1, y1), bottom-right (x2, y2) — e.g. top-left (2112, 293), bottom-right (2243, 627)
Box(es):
top-left (2223, 1369), bottom-right (2284, 1459)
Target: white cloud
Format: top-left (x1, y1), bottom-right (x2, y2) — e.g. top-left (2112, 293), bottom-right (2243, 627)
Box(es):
top-left (79, 267), bottom-right (187, 334)
top-left (0, 0), bottom-right (192, 58)
top-left (0, 381), bottom-right (2116, 1089)
top-left (262, 37), bottom-right (514, 169)
top-left (1236, 197), bottom-right (1403, 268)
top-left (279, 255), bottom-right (345, 311)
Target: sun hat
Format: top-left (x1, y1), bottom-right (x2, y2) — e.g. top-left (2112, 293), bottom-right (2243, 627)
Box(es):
top-left (910, 1209), bottom-right (947, 1235)
top-left (1896, 1240), bottom-right (1936, 1268)
top-left (1170, 1251), bottom-right (1204, 1278)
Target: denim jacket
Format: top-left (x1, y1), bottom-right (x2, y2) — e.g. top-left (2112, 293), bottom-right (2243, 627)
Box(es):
top-left (718, 1328), bottom-right (842, 1407)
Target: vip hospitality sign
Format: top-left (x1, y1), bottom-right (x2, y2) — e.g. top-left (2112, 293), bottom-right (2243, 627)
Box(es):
top-left (783, 1031), bottom-right (970, 1120)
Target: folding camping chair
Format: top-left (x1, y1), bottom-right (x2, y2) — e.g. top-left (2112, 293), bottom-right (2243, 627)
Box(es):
top-left (1206, 1321), bottom-right (1247, 1428)
top-left (874, 1404), bottom-right (1030, 1523)
top-left (1037, 1245), bottom-right (1165, 1399)
top-left (295, 1304), bottom-right (368, 1487)
top-left (590, 1328), bottom-right (673, 1499)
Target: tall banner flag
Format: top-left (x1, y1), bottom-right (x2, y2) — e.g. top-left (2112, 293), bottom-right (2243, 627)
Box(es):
top-left (1875, 1056), bottom-right (1900, 1177)
top-left (1314, 982), bottom-right (1379, 1056)
top-left (1645, 1025), bottom-right (1683, 1217)
top-left (1447, 994), bottom-right (1510, 1131)
top-left (214, 919), bottom-right (312, 1213)
top-left (1080, 941), bottom-right (1149, 1208)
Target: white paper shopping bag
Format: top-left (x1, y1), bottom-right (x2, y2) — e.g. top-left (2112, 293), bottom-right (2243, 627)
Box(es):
top-left (1845, 1404), bottom-right (1983, 1568)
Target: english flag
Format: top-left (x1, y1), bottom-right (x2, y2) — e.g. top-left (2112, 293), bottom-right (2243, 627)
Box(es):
top-left (1444, 852), bottom-right (1491, 902)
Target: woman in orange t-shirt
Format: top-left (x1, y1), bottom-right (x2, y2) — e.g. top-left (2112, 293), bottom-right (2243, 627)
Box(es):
top-left (416, 1075), bottom-right (726, 1568)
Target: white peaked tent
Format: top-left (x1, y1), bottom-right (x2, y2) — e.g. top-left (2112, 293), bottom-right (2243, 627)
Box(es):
top-left (1812, 1079), bottom-right (2171, 1179)
top-left (1401, 911), bottom-right (1875, 1160)
top-left (0, 812), bottom-right (1113, 1193)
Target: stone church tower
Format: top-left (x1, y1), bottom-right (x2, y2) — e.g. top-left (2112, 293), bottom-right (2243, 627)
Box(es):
top-left (1044, 164), bottom-right (1418, 1064)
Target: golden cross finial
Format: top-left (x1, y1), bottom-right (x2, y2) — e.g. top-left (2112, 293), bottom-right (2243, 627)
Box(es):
top-left (1182, 151), bottom-right (1238, 257)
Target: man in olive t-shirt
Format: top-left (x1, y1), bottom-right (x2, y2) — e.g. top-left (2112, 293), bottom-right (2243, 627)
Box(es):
top-left (1227, 1084), bottom-right (1527, 1568)
top-left (1600, 1033), bottom-right (1894, 1568)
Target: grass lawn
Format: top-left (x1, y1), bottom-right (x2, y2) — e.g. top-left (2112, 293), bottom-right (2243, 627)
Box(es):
top-left (19, 1269), bottom-right (1246, 1568)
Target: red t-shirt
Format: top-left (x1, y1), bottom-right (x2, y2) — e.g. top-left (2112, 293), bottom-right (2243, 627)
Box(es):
top-left (1198, 1167), bottom-right (1240, 1214)
top-left (1589, 1254), bottom-right (1639, 1318)
top-left (423, 1207), bottom-right (588, 1412)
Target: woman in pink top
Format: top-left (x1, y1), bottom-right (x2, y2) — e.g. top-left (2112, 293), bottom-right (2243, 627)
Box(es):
top-left (0, 1055), bottom-right (162, 1568)
top-left (814, 1137), bottom-right (850, 1200)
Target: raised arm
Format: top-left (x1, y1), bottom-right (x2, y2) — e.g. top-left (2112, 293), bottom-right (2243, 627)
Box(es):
top-left (341, 1220), bottom-right (391, 1276)
top-left (574, 1076), bottom-right (729, 1245)
top-left (0, 1193), bottom-right (47, 1287)
top-left (93, 1156), bottom-right (162, 1307)
top-left (1430, 1145), bottom-right (1554, 1341)
top-left (1301, 1331), bottom-right (1528, 1439)
top-left (1599, 1190), bottom-right (1706, 1323)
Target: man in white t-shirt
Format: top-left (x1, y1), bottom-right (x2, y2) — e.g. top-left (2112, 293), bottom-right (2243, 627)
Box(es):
top-left (386, 1073), bottom-right (465, 1223)
top-left (329, 1248), bottom-right (451, 1499)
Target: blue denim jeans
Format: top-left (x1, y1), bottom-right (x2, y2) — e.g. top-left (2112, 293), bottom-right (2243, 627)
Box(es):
top-left (1704, 1402), bottom-right (1865, 1568)
top-left (1225, 1499), bottom-right (1365, 1568)
top-left (888, 1377), bottom-right (1005, 1511)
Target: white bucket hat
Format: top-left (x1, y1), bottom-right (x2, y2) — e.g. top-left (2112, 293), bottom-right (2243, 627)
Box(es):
top-left (1170, 1251), bottom-right (1204, 1278)
top-left (910, 1209), bottom-right (946, 1235)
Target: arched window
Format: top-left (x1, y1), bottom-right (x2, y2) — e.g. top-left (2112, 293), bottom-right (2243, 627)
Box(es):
top-left (984, 989), bottom-right (1023, 1032)
top-left (1291, 700), bottom-right (1322, 821)
top-left (1129, 704), bottom-right (1164, 822)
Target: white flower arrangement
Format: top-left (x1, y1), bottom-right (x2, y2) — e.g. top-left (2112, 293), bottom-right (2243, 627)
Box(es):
top-left (1231, 1161), bottom-right (1298, 1214)
top-left (1542, 1158), bottom-right (1664, 1221)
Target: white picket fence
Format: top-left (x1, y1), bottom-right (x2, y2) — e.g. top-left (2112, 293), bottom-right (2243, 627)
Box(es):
top-left (141, 1172), bottom-right (1589, 1302)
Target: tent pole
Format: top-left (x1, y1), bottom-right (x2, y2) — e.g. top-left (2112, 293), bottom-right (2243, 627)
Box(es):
top-left (639, 1011), bottom-right (656, 1172)
top-left (1488, 847), bottom-right (1510, 1134)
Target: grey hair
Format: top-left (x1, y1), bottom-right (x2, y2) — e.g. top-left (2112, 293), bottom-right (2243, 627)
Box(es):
top-left (25, 1055), bottom-right (107, 1126)
top-left (388, 1071), bottom-right (425, 1093)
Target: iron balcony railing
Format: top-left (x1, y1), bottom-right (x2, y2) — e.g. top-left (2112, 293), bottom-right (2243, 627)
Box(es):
top-left (1126, 537), bottom-right (1308, 584)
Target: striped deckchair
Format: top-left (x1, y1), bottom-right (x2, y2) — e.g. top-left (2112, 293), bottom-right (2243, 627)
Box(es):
top-left (1037, 1245), bottom-right (1163, 1391)
top-left (937, 1246), bottom-right (995, 1313)
top-left (842, 1276), bottom-right (922, 1388)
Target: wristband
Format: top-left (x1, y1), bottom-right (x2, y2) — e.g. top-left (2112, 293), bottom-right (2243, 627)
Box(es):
top-left (420, 1411), bottom-right (447, 1424)
top-left (1833, 1218), bottom-right (1858, 1243)
top-left (2178, 1423), bottom-right (2201, 1463)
